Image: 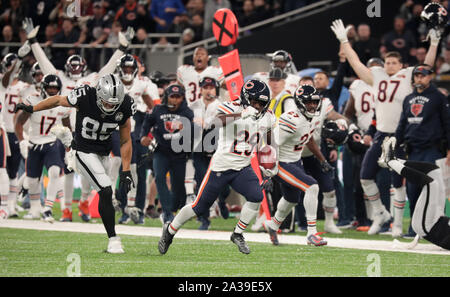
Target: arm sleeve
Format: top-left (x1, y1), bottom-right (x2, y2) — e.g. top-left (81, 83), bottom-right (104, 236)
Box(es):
top-left (30, 42), bottom-right (58, 75)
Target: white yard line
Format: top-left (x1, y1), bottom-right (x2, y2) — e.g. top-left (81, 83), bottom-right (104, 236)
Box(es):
top-left (1, 219), bottom-right (449, 255)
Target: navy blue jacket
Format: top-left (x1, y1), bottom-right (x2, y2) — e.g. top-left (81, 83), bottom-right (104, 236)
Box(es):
top-left (140, 101), bottom-right (194, 157)
top-left (395, 84), bottom-right (450, 150)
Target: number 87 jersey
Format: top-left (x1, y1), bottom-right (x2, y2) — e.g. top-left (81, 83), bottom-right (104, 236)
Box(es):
top-left (67, 84), bottom-right (135, 156)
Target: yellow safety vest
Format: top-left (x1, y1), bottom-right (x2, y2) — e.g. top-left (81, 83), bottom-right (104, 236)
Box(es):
top-left (269, 93), bottom-right (294, 119)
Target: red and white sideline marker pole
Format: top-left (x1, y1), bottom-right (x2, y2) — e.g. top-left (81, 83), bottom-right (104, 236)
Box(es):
top-left (212, 9), bottom-right (272, 220)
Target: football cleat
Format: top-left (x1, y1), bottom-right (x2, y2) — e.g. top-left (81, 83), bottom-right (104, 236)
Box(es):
top-left (125, 206), bottom-right (141, 224)
top-left (42, 210), bottom-right (55, 223)
top-left (106, 236), bottom-right (124, 254)
top-left (324, 221), bottom-right (343, 234)
top-left (118, 213), bottom-right (130, 224)
top-left (0, 209), bottom-right (8, 220)
top-left (158, 223), bottom-right (174, 255)
top-left (378, 137), bottom-right (396, 168)
top-left (112, 197), bottom-right (121, 213)
top-left (23, 211), bottom-right (40, 220)
top-left (306, 233), bottom-right (328, 246)
top-left (263, 220), bottom-right (279, 246)
top-left (230, 232), bottom-right (251, 254)
top-left (391, 225), bottom-right (403, 238)
top-left (368, 210), bottom-right (392, 235)
top-left (60, 208), bottom-right (73, 222)
top-left (78, 200), bottom-right (90, 222)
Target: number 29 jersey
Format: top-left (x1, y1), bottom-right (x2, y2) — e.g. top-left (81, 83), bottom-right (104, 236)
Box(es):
top-left (67, 84), bottom-right (135, 156)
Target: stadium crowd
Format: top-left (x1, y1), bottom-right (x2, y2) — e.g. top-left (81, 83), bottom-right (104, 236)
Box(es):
top-left (0, 0), bottom-right (449, 253)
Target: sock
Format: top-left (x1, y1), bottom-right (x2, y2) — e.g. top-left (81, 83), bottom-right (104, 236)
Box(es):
top-left (98, 187), bottom-right (116, 238)
top-left (234, 201), bottom-right (260, 234)
top-left (323, 190), bottom-right (337, 224)
top-left (28, 177), bottom-right (41, 216)
top-left (126, 163), bottom-right (138, 207)
top-left (304, 184), bottom-right (319, 235)
top-left (109, 156), bottom-right (121, 197)
top-left (393, 186), bottom-right (406, 229)
top-left (63, 172), bottom-right (74, 211)
top-left (169, 204), bottom-right (196, 235)
top-left (361, 179), bottom-right (386, 217)
top-left (44, 166), bottom-right (62, 212)
top-left (0, 169), bottom-right (9, 211)
top-left (80, 176), bottom-right (91, 203)
top-left (267, 197), bottom-right (296, 231)
top-left (8, 177), bottom-right (18, 213)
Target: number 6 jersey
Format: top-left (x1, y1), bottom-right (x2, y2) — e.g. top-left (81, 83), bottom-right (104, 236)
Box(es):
top-left (67, 84), bottom-right (135, 156)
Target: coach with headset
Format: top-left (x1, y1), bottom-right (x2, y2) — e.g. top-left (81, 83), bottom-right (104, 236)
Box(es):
top-left (140, 84), bottom-right (194, 223)
top-left (394, 64), bottom-right (450, 236)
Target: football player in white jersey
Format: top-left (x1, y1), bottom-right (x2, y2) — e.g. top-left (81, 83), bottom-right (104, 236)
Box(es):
top-left (0, 48), bottom-right (41, 217)
top-left (253, 50), bottom-right (300, 95)
top-left (158, 79), bottom-right (275, 255)
top-left (263, 85), bottom-right (332, 246)
top-left (14, 74), bottom-right (71, 221)
top-left (21, 18), bottom-right (135, 222)
top-left (0, 84), bottom-right (9, 219)
top-left (177, 46), bottom-right (224, 106)
top-left (331, 19), bottom-right (441, 235)
top-left (114, 54), bottom-right (159, 224)
top-left (177, 46), bottom-right (224, 209)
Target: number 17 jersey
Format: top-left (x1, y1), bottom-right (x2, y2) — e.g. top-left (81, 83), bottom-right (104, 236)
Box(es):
top-left (67, 85), bottom-right (135, 156)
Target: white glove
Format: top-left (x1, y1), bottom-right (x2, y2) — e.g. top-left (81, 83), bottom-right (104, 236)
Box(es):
top-left (427, 28), bottom-right (441, 46)
top-left (18, 41), bottom-right (31, 58)
top-left (50, 125), bottom-right (73, 148)
top-left (335, 118), bottom-right (348, 130)
top-left (65, 149), bottom-right (77, 172)
top-left (22, 18), bottom-right (39, 41)
top-left (241, 106), bottom-right (258, 119)
top-left (348, 123), bottom-right (359, 132)
top-left (259, 164), bottom-right (279, 178)
top-left (19, 140), bottom-right (29, 159)
top-left (330, 19), bottom-right (350, 43)
top-left (118, 27), bottom-right (135, 49)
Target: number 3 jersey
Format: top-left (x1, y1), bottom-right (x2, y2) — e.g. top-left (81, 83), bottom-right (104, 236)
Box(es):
top-left (211, 100), bottom-right (276, 172)
top-left (24, 95), bottom-right (71, 145)
top-left (67, 84), bottom-right (135, 156)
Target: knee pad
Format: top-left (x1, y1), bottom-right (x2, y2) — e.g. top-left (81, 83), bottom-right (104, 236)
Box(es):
top-left (360, 179), bottom-right (378, 197)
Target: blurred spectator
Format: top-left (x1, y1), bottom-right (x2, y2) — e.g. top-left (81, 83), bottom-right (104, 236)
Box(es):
top-left (190, 13), bottom-right (204, 43)
top-left (81, 1), bottom-right (112, 71)
top-left (150, 36), bottom-right (175, 53)
top-left (203, 0), bottom-right (231, 39)
top-left (52, 18), bottom-right (82, 69)
top-left (0, 24), bottom-right (19, 58)
top-left (27, 0), bottom-right (55, 41)
top-left (398, 0), bottom-right (415, 21)
top-left (150, 0), bottom-right (186, 33)
top-left (405, 3), bottom-right (427, 44)
top-left (252, 0), bottom-right (273, 24)
top-left (131, 27), bottom-right (150, 67)
top-left (80, 0), bottom-right (94, 17)
top-left (237, 0), bottom-right (255, 28)
top-left (283, 0), bottom-right (307, 13)
top-left (181, 27), bottom-right (195, 46)
top-left (185, 0), bottom-right (205, 18)
top-left (0, 0), bottom-right (28, 36)
top-left (346, 24), bottom-right (358, 44)
top-left (415, 46), bottom-right (427, 65)
top-left (42, 23), bottom-right (57, 60)
top-left (48, 0), bottom-right (72, 31)
top-left (167, 12), bottom-right (190, 43)
top-left (380, 16), bottom-right (417, 65)
top-left (115, 0), bottom-right (147, 31)
top-left (438, 49), bottom-right (450, 74)
top-left (104, 20), bottom-right (122, 60)
top-left (353, 23), bottom-right (380, 66)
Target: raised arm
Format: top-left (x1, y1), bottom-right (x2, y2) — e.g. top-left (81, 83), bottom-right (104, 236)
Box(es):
top-left (423, 29), bottom-right (441, 67)
top-left (14, 95), bottom-right (72, 114)
top-left (331, 19), bottom-right (374, 86)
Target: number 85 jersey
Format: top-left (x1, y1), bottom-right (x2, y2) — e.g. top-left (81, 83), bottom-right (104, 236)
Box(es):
top-left (67, 84), bottom-right (135, 156)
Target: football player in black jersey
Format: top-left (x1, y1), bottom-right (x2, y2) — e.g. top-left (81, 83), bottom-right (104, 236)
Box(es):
top-left (15, 74), bottom-right (136, 254)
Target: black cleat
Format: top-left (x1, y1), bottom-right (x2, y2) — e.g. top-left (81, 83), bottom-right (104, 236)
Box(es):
top-left (230, 232), bottom-right (250, 254)
top-left (263, 221), bottom-right (279, 246)
top-left (158, 222), bottom-right (174, 255)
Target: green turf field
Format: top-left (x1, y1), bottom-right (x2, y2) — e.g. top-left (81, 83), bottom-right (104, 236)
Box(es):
top-left (1, 202), bottom-right (450, 277)
top-left (1, 227), bottom-right (449, 277)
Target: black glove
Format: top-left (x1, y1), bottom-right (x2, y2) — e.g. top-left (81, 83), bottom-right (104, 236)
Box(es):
top-left (320, 160), bottom-right (335, 177)
top-left (260, 177), bottom-right (274, 193)
top-left (119, 170), bottom-right (135, 194)
top-left (15, 103), bottom-right (33, 113)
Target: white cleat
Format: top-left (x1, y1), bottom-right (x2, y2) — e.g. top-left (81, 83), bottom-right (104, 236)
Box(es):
top-left (23, 211), bottom-right (40, 220)
top-left (378, 137), bottom-right (396, 168)
top-left (324, 221), bottom-right (343, 234)
top-left (42, 210), bottom-right (55, 223)
top-left (368, 211), bottom-right (391, 235)
top-left (0, 209), bottom-right (9, 220)
top-left (107, 236), bottom-right (124, 254)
